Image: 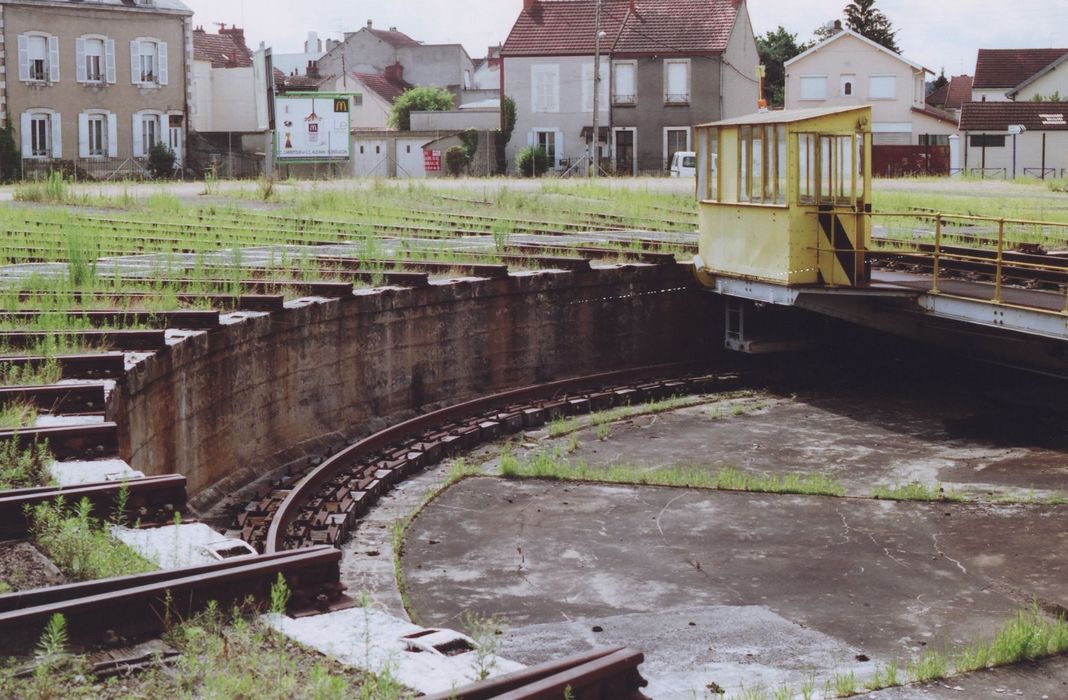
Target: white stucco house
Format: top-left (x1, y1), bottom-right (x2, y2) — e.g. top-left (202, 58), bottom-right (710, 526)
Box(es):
top-left (784, 28), bottom-right (957, 145)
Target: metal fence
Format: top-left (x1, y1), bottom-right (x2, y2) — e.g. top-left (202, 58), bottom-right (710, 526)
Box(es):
top-left (20, 157), bottom-right (159, 182)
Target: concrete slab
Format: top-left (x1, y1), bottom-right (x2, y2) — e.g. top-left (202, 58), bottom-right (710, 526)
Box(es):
top-left (49, 458), bottom-right (143, 486)
top-left (111, 522), bottom-right (255, 569)
top-left (34, 414), bottom-right (106, 428)
top-left (264, 607), bottom-right (524, 696)
top-left (547, 394), bottom-right (1068, 500)
top-left (402, 478), bottom-right (1068, 697)
top-left (869, 655), bottom-right (1068, 699)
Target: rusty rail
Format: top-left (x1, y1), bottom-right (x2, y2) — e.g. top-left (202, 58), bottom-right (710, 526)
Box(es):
top-left (0, 352), bottom-right (127, 379)
top-left (0, 545), bottom-right (346, 655)
top-left (0, 422), bottom-right (118, 460)
top-left (258, 364), bottom-right (734, 554)
top-left (0, 329), bottom-right (167, 351)
top-left (0, 474), bottom-right (187, 537)
top-left (0, 310), bottom-right (221, 330)
top-left (0, 382), bottom-right (106, 413)
top-left (422, 646), bottom-right (649, 700)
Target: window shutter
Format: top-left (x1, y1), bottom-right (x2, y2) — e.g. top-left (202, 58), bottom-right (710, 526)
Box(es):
top-left (76, 38), bottom-right (87, 83)
top-left (132, 112), bottom-right (144, 157)
top-left (667, 62), bottom-right (687, 99)
top-left (131, 40), bottom-right (141, 84)
top-left (555, 130), bottom-right (564, 167)
top-left (78, 113), bottom-right (90, 158)
top-left (48, 36), bottom-right (60, 83)
top-left (105, 39), bottom-right (117, 83)
top-left (20, 112), bottom-right (32, 154)
top-left (17, 35), bottom-right (29, 82)
top-left (158, 42), bottom-right (168, 85)
top-left (51, 113), bottom-right (62, 158)
top-left (107, 113), bottom-right (118, 157)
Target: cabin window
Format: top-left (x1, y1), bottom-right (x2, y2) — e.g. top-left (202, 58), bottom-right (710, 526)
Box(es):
top-left (775, 126), bottom-right (787, 205)
top-left (739, 126), bottom-right (750, 203)
top-left (697, 128), bottom-right (717, 201)
top-left (736, 124), bottom-right (786, 205)
top-left (798, 133), bottom-right (817, 204)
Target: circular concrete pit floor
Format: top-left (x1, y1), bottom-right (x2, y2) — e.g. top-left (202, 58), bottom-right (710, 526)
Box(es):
top-left (400, 390), bottom-right (1068, 699)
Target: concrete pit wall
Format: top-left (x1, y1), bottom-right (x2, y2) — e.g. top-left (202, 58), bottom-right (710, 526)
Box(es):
top-left (113, 265), bottom-right (721, 502)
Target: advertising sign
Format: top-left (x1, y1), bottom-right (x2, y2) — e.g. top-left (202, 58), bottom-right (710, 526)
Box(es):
top-left (424, 149), bottom-right (442, 172)
top-left (276, 94), bottom-right (351, 161)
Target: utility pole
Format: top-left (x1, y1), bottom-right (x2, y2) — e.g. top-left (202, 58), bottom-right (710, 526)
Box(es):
top-left (591, 0), bottom-right (603, 177)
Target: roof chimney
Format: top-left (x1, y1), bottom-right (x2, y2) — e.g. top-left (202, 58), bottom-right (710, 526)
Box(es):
top-left (306, 31), bottom-right (321, 53)
top-left (523, 0), bottom-right (538, 10)
top-left (306, 60), bottom-right (320, 78)
top-left (384, 62), bottom-right (404, 82)
top-left (389, 26), bottom-right (398, 32)
top-left (366, 20), bottom-right (373, 28)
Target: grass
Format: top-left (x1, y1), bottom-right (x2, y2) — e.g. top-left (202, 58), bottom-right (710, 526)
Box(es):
top-left (0, 437), bottom-right (52, 490)
top-left (546, 393), bottom-right (744, 439)
top-left (27, 497), bottom-right (156, 581)
top-left (498, 449), bottom-right (846, 497)
top-left (0, 400), bottom-right (37, 429)
top-left (0, 359), bottom-right (62, 386)
top-left (0, 606), bottom-right (389, 699)
top-left (871, 482), bottom-right (967, 502)
top-left (953, 605), bottom-right (1068, 673)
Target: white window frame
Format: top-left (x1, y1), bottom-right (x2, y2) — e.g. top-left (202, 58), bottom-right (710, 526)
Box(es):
top-left (79, 110), bottom-right (117, 158)
top-left (612, 126), bottom-right (637, 176)
top-left (21, 109), bottom-right (62, 159)
top-left (77, 35), bottom-right (116, 85)
top-left (799, 75), bottom-right (828, 101)
top-left (132, 37), bottom-right (168, 86)
top-left (612, 60), bottom-right (637, 106)
top-left (530, 64), bottom-right (560, 114)
top-left (133, 110), bottom-right (164, 158)
top-left (531, 128), bottom-right (561, 168)
top-left (868, 74), bottom-right (897, 100)
top-left (29, 113), bottom-right (50, 158)
top-left (663, 126), bottom-right (691, 171)
top-left (664, 59), bottom-right (691, 105)
top-left (18, 32), bottom-right (59, 84)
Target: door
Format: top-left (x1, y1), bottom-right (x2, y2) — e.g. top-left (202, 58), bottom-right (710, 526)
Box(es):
top-left (614, 128), bottom-right (635, 176)
top-left (168, 114), bottom-right (183, 166)
top-left (664, 127), bottom-right (690, 172)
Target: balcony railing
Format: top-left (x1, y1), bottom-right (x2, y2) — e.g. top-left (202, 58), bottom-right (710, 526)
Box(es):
top-left (665, 93), bottom-right (690, 105)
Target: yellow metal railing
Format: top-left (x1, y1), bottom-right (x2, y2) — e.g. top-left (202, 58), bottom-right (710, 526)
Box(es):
top-left (810, 210), bottom-right (1068, 313)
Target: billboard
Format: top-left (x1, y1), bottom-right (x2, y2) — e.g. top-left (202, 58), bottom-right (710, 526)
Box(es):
top-left (275, 94), bottom-right (352, 161)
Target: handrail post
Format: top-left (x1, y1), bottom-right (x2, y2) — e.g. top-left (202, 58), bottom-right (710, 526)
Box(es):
top-left (931, 214), bottom-right (942, 294)
top-left (994, 218), bottom-right (1005, 304)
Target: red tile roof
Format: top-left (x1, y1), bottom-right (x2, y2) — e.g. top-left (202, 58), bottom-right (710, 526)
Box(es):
top-left (959, 102), bottom-right (1068, 131)
top-left (193, 27), bottom-right (253, 68)
top-left (973, 49), bottom-right (1068, 89)
top-left (926, 83), bottom-right (948, 108)
top-left (911, 105), bottom-right (957, 126)
top-left (945, 75), bottom-right (973, 110)
top-left (368, 28), bottom-right (420, 48)
top-left (352, 71), bottom-right (411, 104)
top-left (502, 0), bottom-right (741, 57)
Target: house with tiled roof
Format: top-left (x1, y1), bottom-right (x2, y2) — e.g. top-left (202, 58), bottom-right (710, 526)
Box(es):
top-left (339, 65), bottom-right (412, 129)
top-left (785, 28), bottom-right (957, 146)
top-left (959, 101), bottom-right (1068, 178)
top-left (316, 20), bottom-right (475, 95)
top-left (501, 0), bottom-right (758, 175)
top-left (973, 49), bottom-right (1068, 102)
top-left (927, 75), bottom-right (972, 118)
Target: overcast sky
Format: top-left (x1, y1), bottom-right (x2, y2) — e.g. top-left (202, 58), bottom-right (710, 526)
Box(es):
top-left (184, 0), bottom-right (1068, 78)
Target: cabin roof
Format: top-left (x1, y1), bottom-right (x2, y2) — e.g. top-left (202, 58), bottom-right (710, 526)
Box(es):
top-left (698, 105), bottom-right (868, 128)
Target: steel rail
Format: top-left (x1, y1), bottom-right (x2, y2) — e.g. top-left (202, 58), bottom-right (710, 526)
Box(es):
top-left (264, 363), bottom-right (724, 553)
top-left (0, 382), bottom-right (106, 412)
top-left (0, 352), bottom-right (127, 379)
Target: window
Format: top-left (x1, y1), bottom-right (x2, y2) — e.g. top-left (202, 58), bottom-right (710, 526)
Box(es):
top-left (132, 38), bottom-right (168, 85)
top-left (796, 131), bottom-right (864, 205)
top-left (142, 114), bottom-right (159, 151)
top-left (78, 36), bottom-right (117, 85)
top-left (798, 133), bottom-right (816, 203)
top-left (736, 124), bottom-right (787, 205)
top-left (840, 75), bottom-right (855, 97)
top-left (19, 34), bottom-right (59, 83)
top-left (665, 60), bottom-right (689, 104)
top-left (665, 127), bottom-right (689, 170)
top-left (87, 115), bottom-right (105, 156)
top-left (613, 62), bottom-right (636, 105)
top-left (30, 114), bottom-right (50, 157)
top-left (799, 76), bottom-right (827, 100)
top-left (531, 65), bottom-right (559, 113)
top-left (696, 127), bottom-right (717, 201)
top-left (535, 130), bottom-right (556, 164)
top-left (919, 134), bottom-right (949, 146)
top-left (85, 38), bottom-right (104, 82)
top-left (969, 134), bottom-right (1005, 148)
top-left (868, 74), bottom-right (896, 100)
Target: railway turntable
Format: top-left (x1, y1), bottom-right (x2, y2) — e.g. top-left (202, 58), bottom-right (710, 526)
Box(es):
top-left (692, 105), bottom-right (1068, 377)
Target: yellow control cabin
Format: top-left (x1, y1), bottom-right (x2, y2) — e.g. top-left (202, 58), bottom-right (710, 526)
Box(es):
top-left (694, 106), bottom-right (873, 288)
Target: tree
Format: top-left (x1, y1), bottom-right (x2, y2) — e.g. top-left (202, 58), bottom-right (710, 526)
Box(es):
top-left (0, 114), bottom-right (21, 183)
top-left (388, 86), bottom-right (455, 131)
top-left (843, 0), bottom-right (899, 53)
top-left (932, 69), bottom-right (949, 91)
top-left (147, 142), bottom-right (176, 179)
top-left (757, 27), bottom-right (811, 108)
top-left (515, 146), bottom-right (549, 177)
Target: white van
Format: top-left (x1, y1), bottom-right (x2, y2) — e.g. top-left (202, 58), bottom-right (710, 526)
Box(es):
top-left (669, 151), bottom-right (696, 177)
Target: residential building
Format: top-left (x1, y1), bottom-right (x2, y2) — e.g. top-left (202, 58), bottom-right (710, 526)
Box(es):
top-left (501, 0), bottom-right (758, 175)
top-left (339, 65), bottom-right (411, 129)
top-left (784, 28), bottom-right (957, 145)
top-left (316, 21), bottom-right (474, 93)
top-left (0, 0), bottom-right (192, 177)
top-left (926, 74), bottom-right (972, 119)
top-left (472, 45), bottom-right (502, 90)
top-left (972, 49), bottom-right (1068, 102)
top-left (959, 101), bottom-right (1068, 179)
top-left (272, 31), bottom-right (335, 78)
top-left (189, 25), bottom-right (269, 177)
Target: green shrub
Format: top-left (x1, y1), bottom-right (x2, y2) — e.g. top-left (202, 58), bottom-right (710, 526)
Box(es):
top-left (445, 146), bottom-right (470, 176)
top-left (515, 146), bottom-right (549, 177)
top-left (388, 86), bottom-right (455, 130)
top-left (148, 142), bottom-right (177, 179)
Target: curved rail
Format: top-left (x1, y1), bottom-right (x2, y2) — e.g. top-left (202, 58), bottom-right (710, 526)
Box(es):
top-left (264, 363), bottom-right (732, 553)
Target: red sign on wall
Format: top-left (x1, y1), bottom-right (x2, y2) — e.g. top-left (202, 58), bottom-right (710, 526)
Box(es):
top-left (424, 150), bottom-right (442, 172)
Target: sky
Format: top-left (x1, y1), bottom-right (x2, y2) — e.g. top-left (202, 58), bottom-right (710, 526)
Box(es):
top-left (184, 0), bottom-right (1068, 78)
